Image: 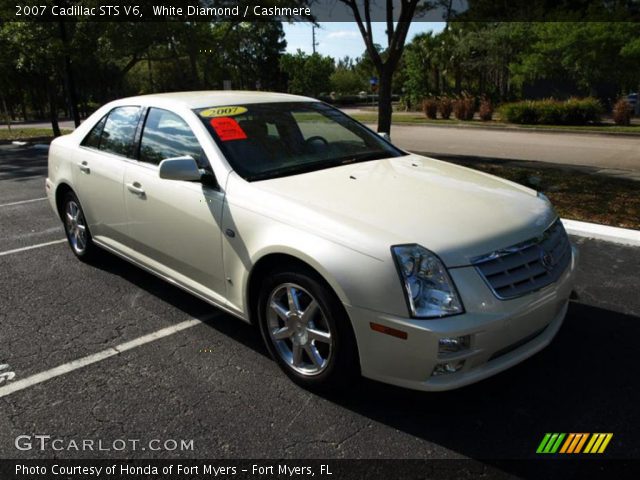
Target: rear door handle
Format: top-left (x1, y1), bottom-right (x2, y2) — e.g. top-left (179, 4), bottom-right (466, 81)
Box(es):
top-left (126, 182), bottom-right (145, 196)
top-left (77, 161), bottom-right (90, 174)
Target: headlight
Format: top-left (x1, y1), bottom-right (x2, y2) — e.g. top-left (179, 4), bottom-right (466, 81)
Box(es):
top-left (391, 245), bottom-right (464, 318)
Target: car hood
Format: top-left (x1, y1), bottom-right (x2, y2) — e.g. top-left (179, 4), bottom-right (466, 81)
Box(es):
top-left (248, 154), bottom-right (556, 267)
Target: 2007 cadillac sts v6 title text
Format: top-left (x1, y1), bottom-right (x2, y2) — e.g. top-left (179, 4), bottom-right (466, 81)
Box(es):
top-left (46, 91), bottom-right (577, 391)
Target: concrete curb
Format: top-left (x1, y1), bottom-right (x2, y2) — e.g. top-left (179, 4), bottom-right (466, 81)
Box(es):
top-left (562, 218), bottom-right (640, 247)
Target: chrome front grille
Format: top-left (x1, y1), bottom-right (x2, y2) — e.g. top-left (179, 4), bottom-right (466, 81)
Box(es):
top-left (473, 219), bottom-right (571, 300)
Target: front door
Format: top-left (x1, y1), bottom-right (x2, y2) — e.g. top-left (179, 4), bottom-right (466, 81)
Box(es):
top-left (123, 107), bottom-right (227, 302)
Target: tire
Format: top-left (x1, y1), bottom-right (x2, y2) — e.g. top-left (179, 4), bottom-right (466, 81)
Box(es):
top-left (61, 191), bottom-right (98, 262)
top-left (257, 265), bottom-right (360, 391)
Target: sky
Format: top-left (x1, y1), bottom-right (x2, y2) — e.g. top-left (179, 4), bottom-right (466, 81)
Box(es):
top-left (282, 22), bottom-right (446, 61)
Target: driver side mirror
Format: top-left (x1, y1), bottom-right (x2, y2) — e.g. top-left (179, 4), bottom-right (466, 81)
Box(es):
top-left (159, 156), bottom-right (202, 182)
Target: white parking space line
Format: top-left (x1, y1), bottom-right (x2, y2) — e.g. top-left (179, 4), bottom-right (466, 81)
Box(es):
top-left (0, 239), bottom-right (66, 257)
top-left (0, 197), bottom-right (47, 208)
top-left (0, 319), bottom-right (203, 398)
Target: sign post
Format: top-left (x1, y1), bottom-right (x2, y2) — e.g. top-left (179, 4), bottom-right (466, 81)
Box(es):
top-left (370, 77), bottom-right (378, 107)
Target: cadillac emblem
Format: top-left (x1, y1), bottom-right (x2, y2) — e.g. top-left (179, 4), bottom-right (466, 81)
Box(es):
top-left (540, 248), bottom-right (555, 271)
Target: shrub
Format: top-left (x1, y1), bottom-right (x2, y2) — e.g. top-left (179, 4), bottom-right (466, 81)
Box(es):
top-left (500, 101), bottom-right (537, 124)
top-left (438, 97), bottom-right (453, 120)
top-left (478, 97), bottom-right (494, 121)
top-left (564, 97), bottom-right (602, 124)
top-left (535, 99), bottom-right (564, 124)
top-left (453, 94), bottom-right (475, 120)
top-left (612, 98), bottom-right (632, 126)
top-left (499, 98), bottom-right (602, 125)
top-left (422, 98), bottom-right (438, 119)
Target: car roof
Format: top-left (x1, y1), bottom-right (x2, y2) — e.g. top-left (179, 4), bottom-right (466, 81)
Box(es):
top-left (116, 91), bottom-right (317, 109)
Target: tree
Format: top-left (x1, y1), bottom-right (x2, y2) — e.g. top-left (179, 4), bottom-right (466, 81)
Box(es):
top-left (330, 57), bottom-right (366, 94)
top-left (338, 0), bottom-right (425, 133)
top-left (513, 23), bottom-right (640, 100)
top-left (280, 50), bottom-right (335, 97)
top-left (2, 22), bottom-right (65, 135)
top-left (330, 69), bottom-right (366, 95)
top-left (402, 32), bottom-right (439, 105)
top-left (212, 22), bottom-right (287, 90)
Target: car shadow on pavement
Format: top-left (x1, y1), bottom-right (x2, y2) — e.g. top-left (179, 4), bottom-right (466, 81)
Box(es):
top-left (0, 145), bottom-right (49, 180)
top-left (90, 251), bottom-right (270, 358)
top-left (318, 301), bottom-right (640, 473)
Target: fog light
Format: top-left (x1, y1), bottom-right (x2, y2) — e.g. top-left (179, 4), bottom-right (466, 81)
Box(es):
top-left (438, 335), bottom-right (470, 355)
top-left (432, 360), bottom-right (465, 376)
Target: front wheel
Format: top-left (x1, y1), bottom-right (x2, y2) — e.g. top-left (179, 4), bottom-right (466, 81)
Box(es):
top-left (61, 191), bottom-right (98, 262)
top-left (257, 267), bottom-right (359, 391)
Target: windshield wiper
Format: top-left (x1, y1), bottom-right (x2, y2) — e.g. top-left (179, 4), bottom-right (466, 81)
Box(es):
top-left (337, 152), bottom-right (391, 165)
top-left (247, 152), bottom-right (397, 181)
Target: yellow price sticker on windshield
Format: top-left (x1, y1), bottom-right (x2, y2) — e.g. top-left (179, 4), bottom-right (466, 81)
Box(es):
top-left (199, 106), bottom-right (247, 118)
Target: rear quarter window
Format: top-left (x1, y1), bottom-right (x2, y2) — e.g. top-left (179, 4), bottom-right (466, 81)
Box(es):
top-left (81, 115), bottom-right (107, 149)
top-left (97, 106), bottom-right (142, 158)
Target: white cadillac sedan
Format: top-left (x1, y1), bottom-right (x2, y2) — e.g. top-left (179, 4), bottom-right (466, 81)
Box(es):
top-left (46, 92), bottom-right (577, 391)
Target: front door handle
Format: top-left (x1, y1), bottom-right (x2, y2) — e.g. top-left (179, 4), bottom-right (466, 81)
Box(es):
top-left (126, 182), bottom-right (145, 196)
top-left (77, 161), bottom-right (90, 174)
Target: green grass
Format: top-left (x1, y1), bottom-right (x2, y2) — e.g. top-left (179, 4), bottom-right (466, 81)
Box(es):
top-left (0, 128), bottom-right (72, 141)
top-left (444, 159), bottom-right (640, 230)
top-left (350, 113), bottom-right (640, 134)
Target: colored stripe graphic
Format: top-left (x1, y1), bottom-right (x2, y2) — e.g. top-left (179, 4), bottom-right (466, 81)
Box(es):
top-left (550, 433), bottom-right (565, 453)
top-left (536, 433), bottom-right (565, 453)
top-left (597, 434), bottom-right (613, 453)
top-left (574, 433), bottom-right (589, 453)
top-left (536, 433), bottom-right (551, 453)
top-left (536, 433), bottom-right (552, 453)
top-left (559, 433), bottom-right (575, 453)
top-left (584, 433), bottom-right (599, 453)
top-left (543, 433), bottom-right (559, 453)
top-left (584, 433), bottom-right (614, 454)
top-left (567, 433), bottom-right (583, 453)
top-left (537, 433), bottom-right (613, 454)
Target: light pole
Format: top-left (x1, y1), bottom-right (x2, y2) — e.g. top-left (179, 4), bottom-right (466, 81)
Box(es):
top-left (312, 25), bottom-right (318, 54)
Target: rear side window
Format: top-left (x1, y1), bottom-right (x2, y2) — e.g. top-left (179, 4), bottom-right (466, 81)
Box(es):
top-left (139, 108), bottom-right (203, 165)
top-left (81, 115), bottom-right (107, 148)
top-left (98, 106), bottom-right (141, 158)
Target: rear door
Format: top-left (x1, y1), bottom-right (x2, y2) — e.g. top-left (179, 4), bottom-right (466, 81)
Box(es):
top-left (123, 107), bottom-right (227, 301)
top-left (74, 106), bottom-right (142, 246)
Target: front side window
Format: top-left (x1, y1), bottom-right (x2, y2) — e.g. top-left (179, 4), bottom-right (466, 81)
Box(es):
top-left (195, 102), bottom-right (405, 181)
top-left (98, 106), bottom-right (141, 158)
top-left (139, 108), bottom-right (204, 166)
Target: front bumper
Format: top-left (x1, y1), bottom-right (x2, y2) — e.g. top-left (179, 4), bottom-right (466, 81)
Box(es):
top-left (346, 245), bottom-right (577, 391)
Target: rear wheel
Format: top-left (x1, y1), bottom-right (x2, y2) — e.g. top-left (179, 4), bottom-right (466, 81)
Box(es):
top-left (257, 266), bottom-right (359, 391)
top-left (62, 191), bottom-right (97, 261)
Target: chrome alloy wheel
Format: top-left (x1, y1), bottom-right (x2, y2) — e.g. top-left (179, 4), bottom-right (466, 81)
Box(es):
top-left (65, 200), bottom-right (87, 254)
top-left (266, 283), bottom-right (333, 376)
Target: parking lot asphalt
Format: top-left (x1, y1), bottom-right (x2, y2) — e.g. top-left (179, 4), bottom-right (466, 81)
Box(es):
top-left (0, 145), bottom-right (639, 469)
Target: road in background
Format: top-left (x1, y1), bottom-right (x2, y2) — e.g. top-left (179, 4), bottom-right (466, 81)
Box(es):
top-left (0, 120), bottom-right (76, 130)
top-left (372, 124), bottom-right (640, 172)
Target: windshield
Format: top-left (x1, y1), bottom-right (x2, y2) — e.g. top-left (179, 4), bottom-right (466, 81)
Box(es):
top-left (195, 102), bottom-right (406, 181)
